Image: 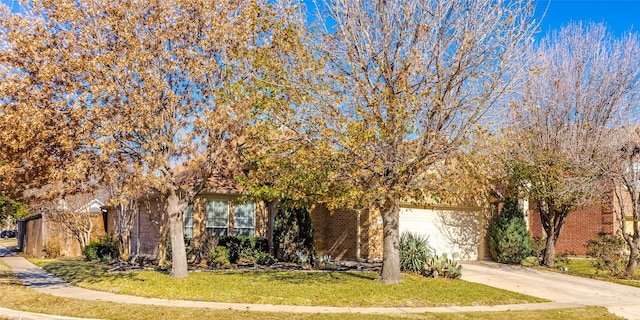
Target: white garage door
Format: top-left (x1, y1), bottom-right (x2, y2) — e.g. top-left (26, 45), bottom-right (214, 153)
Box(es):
top-left (399, 207), bottom-right (480, 260)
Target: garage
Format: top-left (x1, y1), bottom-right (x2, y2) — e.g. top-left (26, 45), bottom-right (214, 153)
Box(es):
top-left (399, 206), bottom-right (481, 260)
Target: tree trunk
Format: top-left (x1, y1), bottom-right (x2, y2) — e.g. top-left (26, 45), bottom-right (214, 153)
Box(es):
top-left (540, 206), bottom-right (567, 268)
top-left (378, 199), bottom-right (402, 284)
top-left (117, 203), bottom-right (134, 261)
top-left (119, 232), bottom-right (131, 261)
top-left (542, 231), bottom-right (556, 267)
top-left (624, 238), bottom-right (639, 277)
top-left (167, 193), bottom-right (189, 279)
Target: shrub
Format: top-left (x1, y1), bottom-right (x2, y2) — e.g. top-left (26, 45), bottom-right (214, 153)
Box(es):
top-left (314, 254), bottom-right (334, 270)
top-left (83, 235), bottom-right (118, 262)
top-left (585, 233), bottom-right (628, 276)
top-left (488, 198), bottom-right (531, 264)
top-left (273, 200), bottom-right (315, 263)
top-left (208, 246), bottom-right (231, 269)
top-left (400, 231), bottom-right (433, 274)
top-left (423, 252), bottom-right (463, 279)
top-left (218, 235), bottom-right (269, 264)
top-left (254, 252), bottom-right (277, 266)
top-left (530, 237), bottom-right (545, 259)
top-left (43, 241), bottom-right (61, 258)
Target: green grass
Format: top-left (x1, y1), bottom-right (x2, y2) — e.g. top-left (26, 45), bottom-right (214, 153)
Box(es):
top-left (32, 258), bottom-right (546, 307)
top-left (0, 260), bottom-right (622, 320)
top-left (542, 258), bottom-right (640, 288)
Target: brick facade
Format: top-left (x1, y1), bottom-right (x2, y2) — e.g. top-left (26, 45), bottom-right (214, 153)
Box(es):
top-left (310, 204), bottom-right (384, 261)
top-left (113, 192), bottom-right (270, 258)
top-left (528, 203), bottom-right (615, 256)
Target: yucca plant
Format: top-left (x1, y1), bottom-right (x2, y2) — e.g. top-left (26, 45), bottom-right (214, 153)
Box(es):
top-left (400, 231), bottom-right (433, 274)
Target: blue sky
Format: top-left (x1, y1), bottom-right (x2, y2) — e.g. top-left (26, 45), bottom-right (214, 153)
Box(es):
top-left (535, 0), bottom-right (640, 36)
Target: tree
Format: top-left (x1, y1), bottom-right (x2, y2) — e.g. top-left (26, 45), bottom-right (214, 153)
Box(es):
top-left (505, 23), bottom-right (640, 267)
top-left (0, 194), bottom-right (26, 229)
top-left (488, 197), bottom-right (531, 264)
top-left (0, 3), bottom-right (97, 197)
top-left (1, 0), bottom-right (303, 278)
top-left (280, 0), bottom-right (536, 283)
top-left (273, 199), bottom-right (315, 263)
top-left (605, 128), bottom-right (640, 277)
top-left (47, 193), bottom-right (103, 250)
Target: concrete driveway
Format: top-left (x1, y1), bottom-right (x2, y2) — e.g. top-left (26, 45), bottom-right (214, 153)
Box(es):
top-left (461, 261), bottom-right (640, 320)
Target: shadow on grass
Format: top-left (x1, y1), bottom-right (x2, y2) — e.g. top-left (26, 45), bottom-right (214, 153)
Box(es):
top-left (232, 270), bottom-right (378, 284)
top-left (0, 269), bottom-right (23, 286)
top-left (39, 260), bottom-right (138, 284)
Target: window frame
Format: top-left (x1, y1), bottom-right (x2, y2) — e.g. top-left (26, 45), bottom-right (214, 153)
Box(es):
top-left (183, 204), bottom-right (194, 239)
top-left (205, 198), bottom-right (229, 236)
top-left (233, 201), bottom-right (256, 236)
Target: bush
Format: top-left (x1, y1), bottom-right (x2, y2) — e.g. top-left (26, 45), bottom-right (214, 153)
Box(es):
top-left (273, 200), bottom-right (315, 263)
top-left (43, 241), bottom-right (61, 258)
top-left (488, 198), bottom-right (531, 264)
top-left (530, 237), bottom-right (545, 260)
top-left (585, 233), bottom-right (628, 276)
top-left (423, 252), bottom-right (463, 279)
top-left (83, 235), bottom-right (118, 262)
top-left (400, 232), bottom-right (433, 274)
top-left (208, 246), bottom-right (231, 269)
top-left (218, 235), bottom-right (269, 264)
top-left (254, 252), bottom-right (277, 266)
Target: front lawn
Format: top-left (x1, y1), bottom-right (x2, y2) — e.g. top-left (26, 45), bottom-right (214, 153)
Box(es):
top-left (31, 258), bottom-right (546, 307)
top-left (0, 260), bottom-right (621, 320)
top-left (549, 258), bottom-right (640, 288)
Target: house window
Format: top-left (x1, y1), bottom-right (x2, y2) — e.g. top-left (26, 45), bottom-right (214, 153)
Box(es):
top-left (206, 199), bottom-right (229, 236)
top-left (183, 204), bottom-right (194, 239)
top-left (234, 201), bottom-right (255, 236)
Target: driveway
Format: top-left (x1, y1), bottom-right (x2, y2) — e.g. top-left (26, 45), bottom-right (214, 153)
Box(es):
top-left (461, 261), bottom-right (640, 320)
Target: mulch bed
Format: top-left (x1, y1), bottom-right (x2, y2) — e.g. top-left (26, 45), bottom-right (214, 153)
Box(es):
top-left (105, 258), bottom-right (382, 273)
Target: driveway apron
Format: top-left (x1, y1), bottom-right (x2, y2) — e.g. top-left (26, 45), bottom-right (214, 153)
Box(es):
top-left (461, 261), bottom-right (640, 320)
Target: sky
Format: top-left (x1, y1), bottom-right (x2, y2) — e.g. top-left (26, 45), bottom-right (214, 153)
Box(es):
top-left (534, 0), bottom-right (640, 36)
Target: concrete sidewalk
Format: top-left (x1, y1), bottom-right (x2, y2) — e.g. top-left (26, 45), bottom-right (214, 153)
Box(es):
top-left (0, 255), bottom-right (585, 319)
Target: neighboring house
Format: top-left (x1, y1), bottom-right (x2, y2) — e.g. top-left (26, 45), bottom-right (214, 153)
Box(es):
top-left (105, 173), bottom-right (272, 259)
top-left (19, 198), bottom-right (108, 258)
top-left (311, 203), bottom-right (484, 261)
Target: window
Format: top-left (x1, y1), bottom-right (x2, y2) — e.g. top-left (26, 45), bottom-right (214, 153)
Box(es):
top-left (206, 199), bottom-right (229, 236)
top-left (234, 201), bottom-right (255, 236)
top-left (183, 204), bottom-right (194, 239)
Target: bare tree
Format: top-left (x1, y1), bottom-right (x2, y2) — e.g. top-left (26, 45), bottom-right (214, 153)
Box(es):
top-left (293, 0), bottom-right (537, 283)
top-left (24, 185), bottom-right (108, 251)
top-left (47, 193), bottom-right (105, 249)
top-left (605, 128), bottom-right (640, 276)
top-left (506, 23), bottom-right (640, 267)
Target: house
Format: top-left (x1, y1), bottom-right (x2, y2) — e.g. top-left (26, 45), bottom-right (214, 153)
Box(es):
top-left (311, 202), bottom-right (484, 261)
top-left (19, 197), bottom-right (109, 258)
top-left (104, 172), bottom-right (273, 260)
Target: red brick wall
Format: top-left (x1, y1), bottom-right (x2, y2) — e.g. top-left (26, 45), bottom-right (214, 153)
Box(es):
top-left (529, 203), bottom-right (614, 256)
